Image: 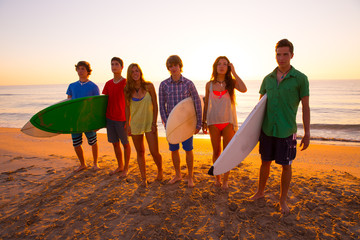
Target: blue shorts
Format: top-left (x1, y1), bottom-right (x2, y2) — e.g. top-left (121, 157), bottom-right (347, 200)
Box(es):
top-left (169, 136), bottom-right (193, 152)
top-left (71, 131), bottom-right (97, 147)
top-left (106, 118), bottom-right (129, 145)
top-left (259, 131), bottom-right (297, 165)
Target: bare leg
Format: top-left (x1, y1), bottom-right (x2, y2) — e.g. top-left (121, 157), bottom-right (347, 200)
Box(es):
top-left (145, 131), bottom-right (163, 181)
top-left (250, 160), bottom-right (272, 200)
top-left (132, 135), bottom-right (147, 186)
top-left (208, 125), bottom-right (222, 187)
top-left (221, 124), bottom-right (235, 189)
top-left (91, 142), bottom-right (100, 170)
top-left (280, 164), bottom-right (292, 214)
top-left (185, 150), bottom-right (195, 188)
top-left (110, 141), bottom-right (123, 175)
top-left (169, 150), bottom-right (182, 184)
top-left (119, 143), bottom-right (131, 178)
top-left (74, 145), bottom-right (87, 172)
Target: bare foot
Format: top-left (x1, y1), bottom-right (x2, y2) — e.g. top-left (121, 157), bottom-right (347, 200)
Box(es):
top-left (280, 201), bottom-right (290, 215)
top-left (168, 176), bottom-right (182, 184)
top-left (187, 177), bottom-right (195, 188)
top-left (118, 169), bottom-right (128, 178)
top-left (140, 180), bottom-right (148, 187)
top-left (156, 169), bottom-right (164, 181)
top-left (74, 165), bottom-right (87, 172)
top-left (92, 165), bottom-right (100, 171)
top-left (214, 180), bottom-right (222, 187)
top-left (249, 191), bottom-right (265, 200)
top-left (221, 181), bottom-right (229, 190)
top-left (109, 167), bottom-right (123, 176)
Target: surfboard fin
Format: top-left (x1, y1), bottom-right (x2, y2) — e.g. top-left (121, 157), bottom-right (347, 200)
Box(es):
top-left (208, 166), bottom-right (214, 176)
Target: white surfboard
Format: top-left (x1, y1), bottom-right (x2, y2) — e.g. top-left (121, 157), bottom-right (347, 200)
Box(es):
top-left (21, 121), bottom-right (60, 138)
top-left (166, 96), bottom-right (203, 144)
top-left (208, 94), bottom-right (267, 176)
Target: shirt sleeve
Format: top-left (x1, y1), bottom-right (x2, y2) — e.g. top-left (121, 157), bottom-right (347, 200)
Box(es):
top-left (66, 84), bottom-right (72, 97)
top-left (158, 82), bottom-right (168, 127)
top-left (189, 82), bottom-right (202, 130)
top-left (259, 78), bottom-right (267, 95)
top-left (299, 75), bottom-right (310, 99)
top-left (94, 84), bottom-right (100, 96)
top-left (102, 82), bottom-right (108, 95)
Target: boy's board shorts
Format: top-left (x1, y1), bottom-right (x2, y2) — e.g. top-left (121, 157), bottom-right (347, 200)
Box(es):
top-left (71, 131), bottom-right (97, 147)
top-left (169, 136), bottom-right (193, 152)
top-left (106, 118), bottom-right (129, 145)
top-left (259, 131), bottom-right (297, 165)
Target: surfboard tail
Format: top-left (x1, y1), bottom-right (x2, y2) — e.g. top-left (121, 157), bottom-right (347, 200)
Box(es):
top-left (208, 166), bottom-right (214, 176)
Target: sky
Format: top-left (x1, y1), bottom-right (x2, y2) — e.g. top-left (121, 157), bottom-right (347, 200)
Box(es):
top-left (0, 0), bottom-right (359, 86)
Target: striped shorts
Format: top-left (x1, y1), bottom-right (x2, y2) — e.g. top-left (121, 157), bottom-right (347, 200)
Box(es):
top-left (71, 131), bottom-right (97, 147)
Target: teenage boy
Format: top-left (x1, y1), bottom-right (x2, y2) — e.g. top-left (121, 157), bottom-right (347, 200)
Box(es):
top-left (66, 61), bottom-right (100, 172)
top-left (159, 55), bottom-right (202, 188)
top-left (250, 39), bottom-right (310, 214)
top-left (102, 57), bottom-right (131, 177)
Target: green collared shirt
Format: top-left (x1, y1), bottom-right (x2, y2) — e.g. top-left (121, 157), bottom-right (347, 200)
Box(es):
top-left (259, 66), bottom-right (309, 138)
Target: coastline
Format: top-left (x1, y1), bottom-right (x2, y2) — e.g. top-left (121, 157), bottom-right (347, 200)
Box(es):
top-left (0, 127), bottom-right (359, 239)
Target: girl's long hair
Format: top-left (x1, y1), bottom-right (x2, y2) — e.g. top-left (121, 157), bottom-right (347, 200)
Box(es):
top-left (124, 63), bottom-right (148, 101)
top-left (210, 56), bottom-right (235, 103)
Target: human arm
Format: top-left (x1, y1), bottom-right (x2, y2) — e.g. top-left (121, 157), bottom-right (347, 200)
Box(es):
top-left (125, 99), bottom-right (131, 136)
top-left (148, 83), bottom-right (158, 133)
top-left (189, 82), bottom-right (202, 134)
top-left (300, 96), bottom-right (310, 151)
top-left (202, 82), bottom-right (210, 134)
top-left (229, 63), bottom-right (247, 93)
top-left (158, 83), bottom-right (168, 128)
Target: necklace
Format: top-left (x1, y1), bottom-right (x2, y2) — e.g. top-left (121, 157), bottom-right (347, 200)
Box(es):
top-left (215, 80), bottom-right (225, 87)
top-left (278, 67), bottom-right (291, 80)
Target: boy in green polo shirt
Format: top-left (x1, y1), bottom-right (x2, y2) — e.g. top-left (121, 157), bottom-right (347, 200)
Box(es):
top-left (250, 39), bottom-right (310, 214)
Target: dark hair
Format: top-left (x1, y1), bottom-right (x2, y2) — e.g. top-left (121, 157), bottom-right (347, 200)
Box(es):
top-left (124, 63), bottom-right (149, 102)
top-left (111, 57), bottom-right (123, 67)
top-left (276, 39), bottom-right (294, 54)
top-left (166, 55), bottom-right (183, 72)
top-left (75, 61), bottom-right (92, 76)
top-left (211, 56), bottom-right (235, 103)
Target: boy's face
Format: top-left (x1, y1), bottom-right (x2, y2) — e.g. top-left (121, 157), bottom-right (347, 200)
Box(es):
top-left (276, 46), bottom-right (294, 69)
top-left (76, 66), bottom-right (89, 79)
top-left (111, 60), bottom-right (123, 74)
top-left (167, 64), bottom-right (181, 76)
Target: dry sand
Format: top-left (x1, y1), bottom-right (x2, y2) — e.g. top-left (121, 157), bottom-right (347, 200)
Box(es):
top-left (0, 127), bottom-right (359, 239)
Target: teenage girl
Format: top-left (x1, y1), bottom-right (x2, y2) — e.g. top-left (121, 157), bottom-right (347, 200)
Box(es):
top-left (124, 63), bottom-right (163, 186)
top-left (202, 56), bottom-right (247, 189)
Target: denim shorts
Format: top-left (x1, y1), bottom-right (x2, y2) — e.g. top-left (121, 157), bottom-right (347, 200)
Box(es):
top-left (71, 131), bottom-right (97, 147)
top-left (169, 136), bottom-right (193, 152)
top-left (259, 131), bottom-right (297, 165)
top-left (106, 118), bottom-right (129, 145)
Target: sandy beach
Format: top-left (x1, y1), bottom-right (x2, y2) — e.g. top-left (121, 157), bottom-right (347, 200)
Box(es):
top-left (0, 127), bottom-right (359, 239)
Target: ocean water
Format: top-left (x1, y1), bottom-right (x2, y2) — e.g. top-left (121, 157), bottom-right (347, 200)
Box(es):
top-left (0, 79), bottom-right (359, 144)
